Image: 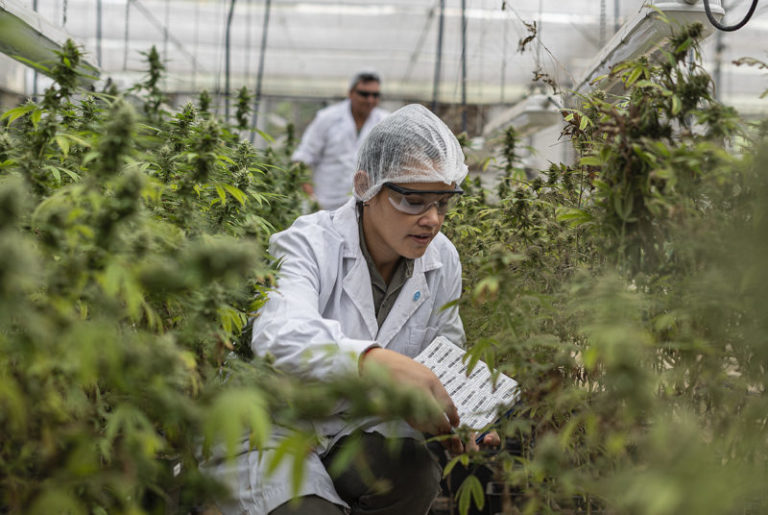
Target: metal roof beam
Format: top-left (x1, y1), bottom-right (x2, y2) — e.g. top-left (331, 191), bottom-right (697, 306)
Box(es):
top-left (0, 0), bottom-right (99, 84)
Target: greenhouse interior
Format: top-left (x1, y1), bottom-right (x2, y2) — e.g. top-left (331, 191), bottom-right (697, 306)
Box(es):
top-left (2, 0), bottom-right (768, 513)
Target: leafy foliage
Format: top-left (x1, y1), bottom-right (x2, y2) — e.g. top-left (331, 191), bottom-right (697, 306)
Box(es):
top-left (0, 42), bottom-right (317, 513)
top-left (3, 24), bottom-right (768, 515)
top-left (444, 22), bottom-right (768, 515)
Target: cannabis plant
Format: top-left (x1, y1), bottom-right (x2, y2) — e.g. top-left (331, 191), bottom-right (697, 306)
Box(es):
top-left (444, 19), bottom-right (768, 515)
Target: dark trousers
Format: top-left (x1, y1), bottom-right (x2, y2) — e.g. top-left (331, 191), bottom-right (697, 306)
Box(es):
top-left (270, 432), bottom-right (442, 515)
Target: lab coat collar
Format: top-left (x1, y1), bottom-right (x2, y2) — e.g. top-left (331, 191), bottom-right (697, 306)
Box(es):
top-left (333, 199), bottom-right (361, 259)
top-left (333, 199), bottom-right (444, 345)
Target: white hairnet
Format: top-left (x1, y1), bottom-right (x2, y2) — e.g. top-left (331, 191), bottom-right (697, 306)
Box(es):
top-left (354, 104), bottom-right (468, 202)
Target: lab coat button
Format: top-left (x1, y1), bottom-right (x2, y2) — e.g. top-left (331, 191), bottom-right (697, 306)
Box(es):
top-left (413, 291), bottom-right (421, 301)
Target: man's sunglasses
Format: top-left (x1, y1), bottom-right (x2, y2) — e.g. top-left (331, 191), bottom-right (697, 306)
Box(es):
top-left (355, 90), bottom-right (381, 99)
top-left (382, 182), bottom-right (463, 215)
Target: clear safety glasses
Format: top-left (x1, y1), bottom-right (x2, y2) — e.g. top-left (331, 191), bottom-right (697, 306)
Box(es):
top-left (382, 182), bottom-right (464, 216)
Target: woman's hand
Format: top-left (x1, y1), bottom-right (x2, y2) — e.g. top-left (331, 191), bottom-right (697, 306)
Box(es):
top-left (465, 430), bottom-right (501, 452)
top-left (361, 347), bottom-right (460, 437)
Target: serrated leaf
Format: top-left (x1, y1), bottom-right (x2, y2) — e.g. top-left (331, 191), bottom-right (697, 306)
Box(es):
top-left (1, 103), bottom-right (38, 125)
top-left (671, 95), bottom-right (682, 116)
top-left (217, 154), bottom-right (236, 165)
top-left (9, 55), bottom-right (51, 74)
top-left (30, 109), bottom-right (42, 127)
top-left (218, 305), bottom-right (245, 334)
top-left (675, 38), bottom-right (693, 55)
top-left (205, 389), bottom-right (271, 458)
top-left (222, 183), bottom-right (247, 206)
top-left (43, 165), bottom-right (62, 184)
top-left (626, 66), bottom-right (643, 86)
top-left (264, 430), bottom-right (318, 496)
top-left (456, 474), bottom-right (484, 515)
top-left (439, 298), bottom-right (460, 312)
top-left (82, 151), bottom-right (100, 166)
top-left (55, 135), bottom-right (71, 155)
top-left (255, 128), bottom-right (275, 143)
top-left (556, 207), bottom-right (593, 227)
top-left (579, 155), bottom-right (602, 167)
top-left (61, 168), bottom-right (81, 182)
top-left (215, 184), bottom-right (227, 205)
top-left (634, 80), bottom-right (662, 90)
top-left (443, 454), bottom-right (469, 478)
top-left (63, 133), bottom-right (92, 148)
top-left (579, 114), bottom-right (590, 131)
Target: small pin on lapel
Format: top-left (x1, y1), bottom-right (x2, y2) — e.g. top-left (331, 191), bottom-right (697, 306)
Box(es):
top-left (413, 291), bottom-right (421, 301)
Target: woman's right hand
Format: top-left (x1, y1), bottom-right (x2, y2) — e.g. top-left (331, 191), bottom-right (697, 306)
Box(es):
top-left (361, 347), bottom-right (464, 453)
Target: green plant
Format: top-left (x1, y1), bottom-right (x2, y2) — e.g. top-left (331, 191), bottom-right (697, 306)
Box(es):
top-left (444, 21), bottom-right (768, 515)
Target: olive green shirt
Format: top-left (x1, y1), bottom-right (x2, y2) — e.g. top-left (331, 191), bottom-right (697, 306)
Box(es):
top-left (358, 205), bottom-right (414, 328)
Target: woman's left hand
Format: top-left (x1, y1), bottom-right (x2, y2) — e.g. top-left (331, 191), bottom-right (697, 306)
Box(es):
top-left (464, 430), bottom-right (501, 452)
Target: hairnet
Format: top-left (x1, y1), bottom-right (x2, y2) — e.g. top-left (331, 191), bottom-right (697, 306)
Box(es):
top-left (354, 104), bottom-right (468, 202)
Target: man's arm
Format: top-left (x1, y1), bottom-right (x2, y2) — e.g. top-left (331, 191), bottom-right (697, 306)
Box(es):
top-left (291, 113), bottom-right (331, 198)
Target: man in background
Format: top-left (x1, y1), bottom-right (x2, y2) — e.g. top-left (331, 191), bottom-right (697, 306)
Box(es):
top-left (292, 70), bottom-right (389, 210)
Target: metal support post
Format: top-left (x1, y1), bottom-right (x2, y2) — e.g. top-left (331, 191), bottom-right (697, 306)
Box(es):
top-left (250, 0), bottom-right (272, 140)
top-left (225, 0), bottom-right (237, 121)
top-left (431, 0), bottom-right (445, 112)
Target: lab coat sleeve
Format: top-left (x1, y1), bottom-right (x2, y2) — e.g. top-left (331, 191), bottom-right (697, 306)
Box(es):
top-left (290, 114), bottom-right (328, 169)
top-left (250, 228), bottom-right (372, 381)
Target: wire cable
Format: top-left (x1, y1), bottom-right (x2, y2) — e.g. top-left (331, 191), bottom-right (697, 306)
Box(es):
top-left (403, 2), bottom-right (437, 86)
top-left (224, 0), bottom-right (237, 121)
top-left (129, 0), bottom-right (206, 74)
top-left (431, 0), bottom-right (443, 111)
top-left (704, 0), bottom-right (759, 31)
top-left (250, 0), bottom-right (272, 138)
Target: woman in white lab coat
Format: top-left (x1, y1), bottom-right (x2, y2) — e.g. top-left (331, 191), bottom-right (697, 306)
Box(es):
top-left (209, 104), bottom-right (495, 515)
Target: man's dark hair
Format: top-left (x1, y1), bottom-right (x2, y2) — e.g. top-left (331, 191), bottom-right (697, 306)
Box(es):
top-left (349, 70), bottom-right (381, 90)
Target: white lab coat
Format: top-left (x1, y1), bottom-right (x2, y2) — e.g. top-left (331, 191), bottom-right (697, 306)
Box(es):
top-left (292, 100), bottom-right (388, 210)
top-left (206, 199), bottom-right (465, 514)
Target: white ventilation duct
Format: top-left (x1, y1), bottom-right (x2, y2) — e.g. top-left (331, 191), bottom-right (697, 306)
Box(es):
top-left (571, 0), bottom-right (724, 101)
top-left (0, 0), bottom-right (99, 84)
top-left (483, 93), bottom-right (563, 138)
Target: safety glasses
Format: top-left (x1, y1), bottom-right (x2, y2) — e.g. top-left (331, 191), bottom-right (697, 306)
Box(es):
top-left (383, 182), bottom-right (464, 215)
top-left (355, 90), bottom-right (381, 99)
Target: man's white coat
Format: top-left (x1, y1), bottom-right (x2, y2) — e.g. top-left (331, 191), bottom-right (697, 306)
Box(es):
top-left (291, 100), bottom-right (388, 210)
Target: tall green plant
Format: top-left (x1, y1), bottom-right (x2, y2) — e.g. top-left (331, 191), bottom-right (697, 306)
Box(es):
top-left (0, 41), bottom-right (304, 513)
top-left (445, 20), bottom-right (768, 515)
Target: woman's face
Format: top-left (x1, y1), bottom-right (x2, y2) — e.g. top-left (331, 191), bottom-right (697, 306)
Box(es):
top-left (362, 181), bottom-right (457, 268)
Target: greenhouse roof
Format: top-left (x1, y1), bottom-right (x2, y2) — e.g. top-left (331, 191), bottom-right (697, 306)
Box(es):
top-left (2, 0), bottom-right (768, 115)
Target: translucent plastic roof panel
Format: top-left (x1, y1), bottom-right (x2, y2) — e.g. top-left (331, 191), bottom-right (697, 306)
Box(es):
top-left (3, 0), bottom-right (767, 115)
